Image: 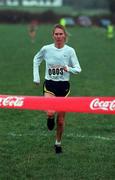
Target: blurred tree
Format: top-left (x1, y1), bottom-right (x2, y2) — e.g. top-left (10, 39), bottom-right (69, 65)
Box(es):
top-left (108, 0), bottom-right (115, 14)
top-left (18, 0), bottom-right (23, 5)
top-left (4, 0), bottom-right (7, 5)
top-left (64, 0), bottom-right (108, 10)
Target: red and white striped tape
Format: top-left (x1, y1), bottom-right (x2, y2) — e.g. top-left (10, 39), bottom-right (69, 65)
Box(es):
top-left (0, 95), bottom-right (115, 114)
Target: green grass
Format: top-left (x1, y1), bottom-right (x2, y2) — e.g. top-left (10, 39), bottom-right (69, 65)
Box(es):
top-left (0, 24), bottom-right (115, 180)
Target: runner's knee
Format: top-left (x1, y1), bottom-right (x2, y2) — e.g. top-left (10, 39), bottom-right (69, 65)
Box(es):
top-left (47, 110), bottom-right (55, 118)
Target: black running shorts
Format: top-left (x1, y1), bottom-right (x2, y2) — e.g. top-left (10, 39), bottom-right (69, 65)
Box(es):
top-left (43, 80), bottom-right (70, 97)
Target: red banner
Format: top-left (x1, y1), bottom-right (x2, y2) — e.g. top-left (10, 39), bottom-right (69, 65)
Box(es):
top-left (0, 95), bottom-right (115, 114)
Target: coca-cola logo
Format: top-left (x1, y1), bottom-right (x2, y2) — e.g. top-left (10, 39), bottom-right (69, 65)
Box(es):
top-left (0, 96), bottom-right (24, 107)
top-left (90, 98), bottom-right (115, 111)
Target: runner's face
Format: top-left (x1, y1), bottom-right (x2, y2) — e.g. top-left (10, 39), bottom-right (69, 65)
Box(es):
top-left (53, 28), bottom-right (66, 48)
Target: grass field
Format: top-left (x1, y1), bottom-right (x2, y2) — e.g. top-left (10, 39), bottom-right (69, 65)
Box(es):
top-left (0, 24), bottom-right (115, 180)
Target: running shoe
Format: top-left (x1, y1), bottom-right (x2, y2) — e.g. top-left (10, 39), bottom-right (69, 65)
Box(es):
top-left (54, 145), bottom-right (62, 154)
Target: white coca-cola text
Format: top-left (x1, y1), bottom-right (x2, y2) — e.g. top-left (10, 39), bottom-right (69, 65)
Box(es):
top-left (0, 96), bottom-right (24, 107)
top-left (90, 98), bottom-right (115, 111)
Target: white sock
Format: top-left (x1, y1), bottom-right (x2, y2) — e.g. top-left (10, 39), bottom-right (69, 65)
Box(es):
top-left (55, 140), bottom-right (61, 146)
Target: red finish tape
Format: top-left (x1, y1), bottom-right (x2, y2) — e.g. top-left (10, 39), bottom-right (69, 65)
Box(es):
top-left (0, 95), bottom-right (115, 114)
